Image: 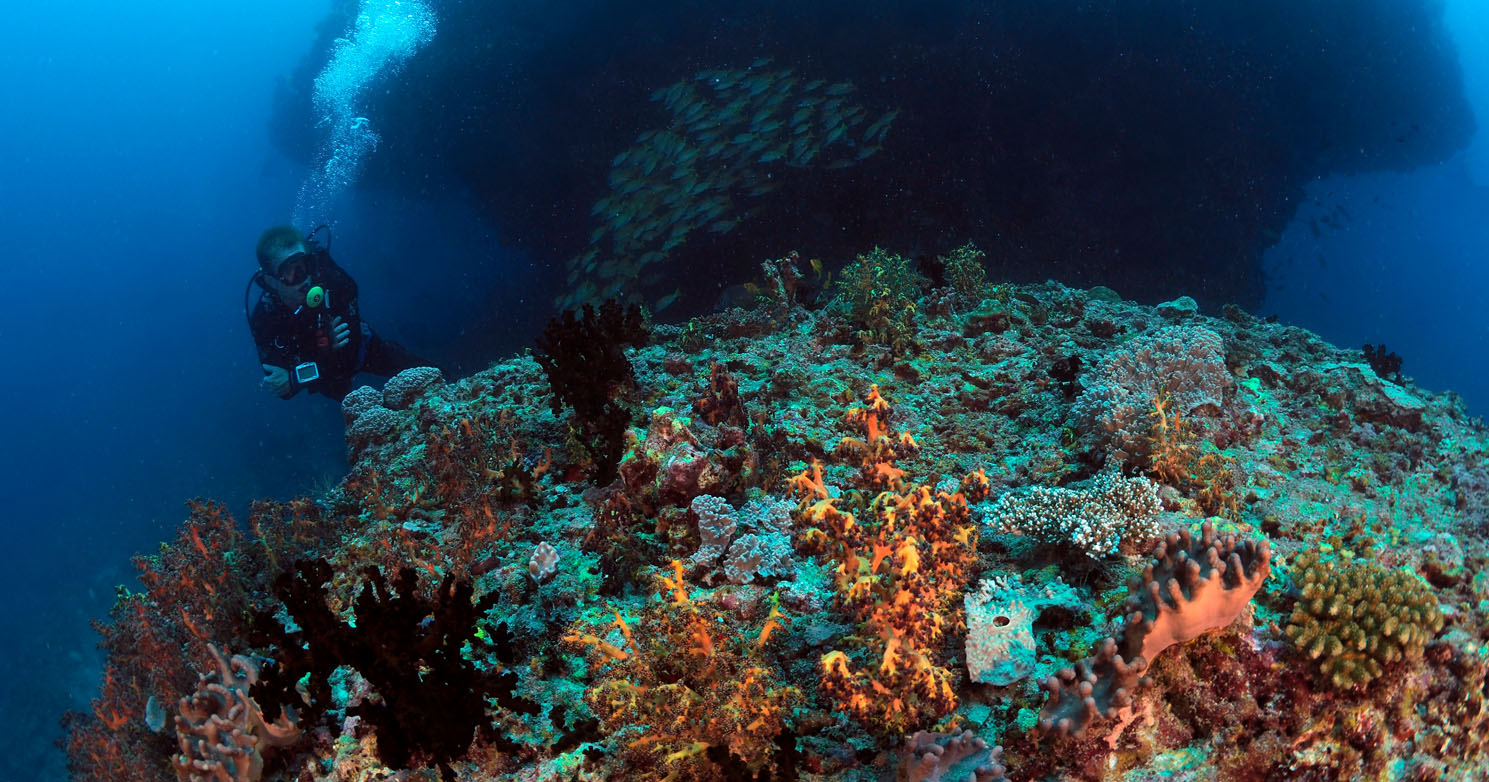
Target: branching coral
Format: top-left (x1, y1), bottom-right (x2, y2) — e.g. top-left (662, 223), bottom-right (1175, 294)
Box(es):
top-left (248, 559), bottom-right (543, 782)
top-left (793, 386), bottom-right (978, 735)
top-left (534, 299), bottom-right (650, 482)
top-left (66, 500), bottom-right (263, 782)
top-left (941, 241), bottom-right (988, 306)
top-left (987, 472), bottom-right (1161, 559)
top-left (1284, 550), bottom-right (1443, 691)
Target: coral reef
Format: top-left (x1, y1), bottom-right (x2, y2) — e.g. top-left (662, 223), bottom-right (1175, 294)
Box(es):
top-left (986, 472), bottom-right (1162, 559)
top-left (70, 242), bottom-right (1489, 781)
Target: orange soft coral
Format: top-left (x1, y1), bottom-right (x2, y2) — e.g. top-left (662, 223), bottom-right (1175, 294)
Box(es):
top-left (794, 387), bottom-right (979, 735)
top-left (569, 564), bottom-right (800, 781)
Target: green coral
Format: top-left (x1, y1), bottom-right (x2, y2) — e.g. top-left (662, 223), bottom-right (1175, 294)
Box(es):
top-left (942, 241), bottom-right (988, 302)
top-left (1284, 550), bottom-right (1443, 691)
top-left (833, 246), bottom-right (920, 353)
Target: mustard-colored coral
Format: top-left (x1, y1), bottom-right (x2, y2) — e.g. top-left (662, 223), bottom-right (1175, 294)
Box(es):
top-left (833, 247), bottom-right (920, 353)
top-left (1285, 550), bottom-right (1443, 691)
top-left (941, 241), bottom-right (987, 303)
top-left (567, 563), bottom-right (799, 781)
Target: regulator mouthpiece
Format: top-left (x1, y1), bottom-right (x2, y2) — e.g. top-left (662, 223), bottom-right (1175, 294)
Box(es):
top-left (304, 285), bottom-right (325, 308)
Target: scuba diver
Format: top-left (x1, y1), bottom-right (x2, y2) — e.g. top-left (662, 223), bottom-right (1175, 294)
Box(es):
top-left (246, 225), bottom-right (436, 401)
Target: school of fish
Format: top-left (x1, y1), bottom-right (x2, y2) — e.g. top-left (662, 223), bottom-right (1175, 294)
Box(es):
top-left (561, 58), bottom-right (898, 309)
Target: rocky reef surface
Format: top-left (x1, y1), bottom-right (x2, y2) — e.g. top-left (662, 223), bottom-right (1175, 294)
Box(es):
top-left (68, 249), bottom-right (1489, 781)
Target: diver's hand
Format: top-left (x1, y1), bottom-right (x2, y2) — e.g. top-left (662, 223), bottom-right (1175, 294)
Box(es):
top-left (330, 316), bottom-right (352, 350)
top-left (261, 364), bottom-right (292, 397)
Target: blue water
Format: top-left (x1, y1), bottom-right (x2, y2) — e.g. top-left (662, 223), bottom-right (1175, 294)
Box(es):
top-left (0, 1), bottom-right (1486, 779)
top-left (1260, 0), bottom-right (1489, 410)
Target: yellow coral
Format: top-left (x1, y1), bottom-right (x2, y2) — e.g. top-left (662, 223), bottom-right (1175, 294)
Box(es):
top-left (1285, 549), bottom-right (1443, 690)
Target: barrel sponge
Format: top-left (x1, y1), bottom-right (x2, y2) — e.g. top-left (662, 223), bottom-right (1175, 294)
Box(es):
top-left (382, 366), bottom-right (445, 410)
top-left (1039, 522), bottom-right (1271, 738)
top-left (1284, 550), bottom-right (1443, 691)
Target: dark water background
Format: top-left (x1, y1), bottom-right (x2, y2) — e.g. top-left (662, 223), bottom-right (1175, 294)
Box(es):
top-left (0, 1), bottom-right (1483, 779)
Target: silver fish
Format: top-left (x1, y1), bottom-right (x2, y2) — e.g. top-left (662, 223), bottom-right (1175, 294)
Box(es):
top-left (863, 108), bottom-right (899, 141)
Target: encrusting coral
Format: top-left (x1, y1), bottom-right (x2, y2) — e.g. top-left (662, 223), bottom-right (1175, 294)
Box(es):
top-left (1284, 549), bottom-right (1443, 691)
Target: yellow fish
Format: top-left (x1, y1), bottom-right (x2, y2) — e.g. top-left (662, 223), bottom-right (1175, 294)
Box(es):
top-left (654, 288), bottom-right (682, 313)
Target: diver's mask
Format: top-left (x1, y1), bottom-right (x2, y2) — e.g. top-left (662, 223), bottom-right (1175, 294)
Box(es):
top-left (274, 252), bottom-right (310, 286)
top-left (274, 252), bottom-right (326, 308)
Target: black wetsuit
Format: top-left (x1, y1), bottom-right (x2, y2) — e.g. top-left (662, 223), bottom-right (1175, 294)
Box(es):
top-left (249, 250), bottom-right (430, 401)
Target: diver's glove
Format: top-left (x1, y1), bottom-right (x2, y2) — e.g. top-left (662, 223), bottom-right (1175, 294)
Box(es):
top-left (330, 316), bottom-right (352, 350)
top-left (261, 364), bottom-right (293, 398)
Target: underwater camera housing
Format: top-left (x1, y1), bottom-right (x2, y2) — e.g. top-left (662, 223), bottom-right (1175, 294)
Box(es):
top-left (294, 362), bottom-right (320, 384)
